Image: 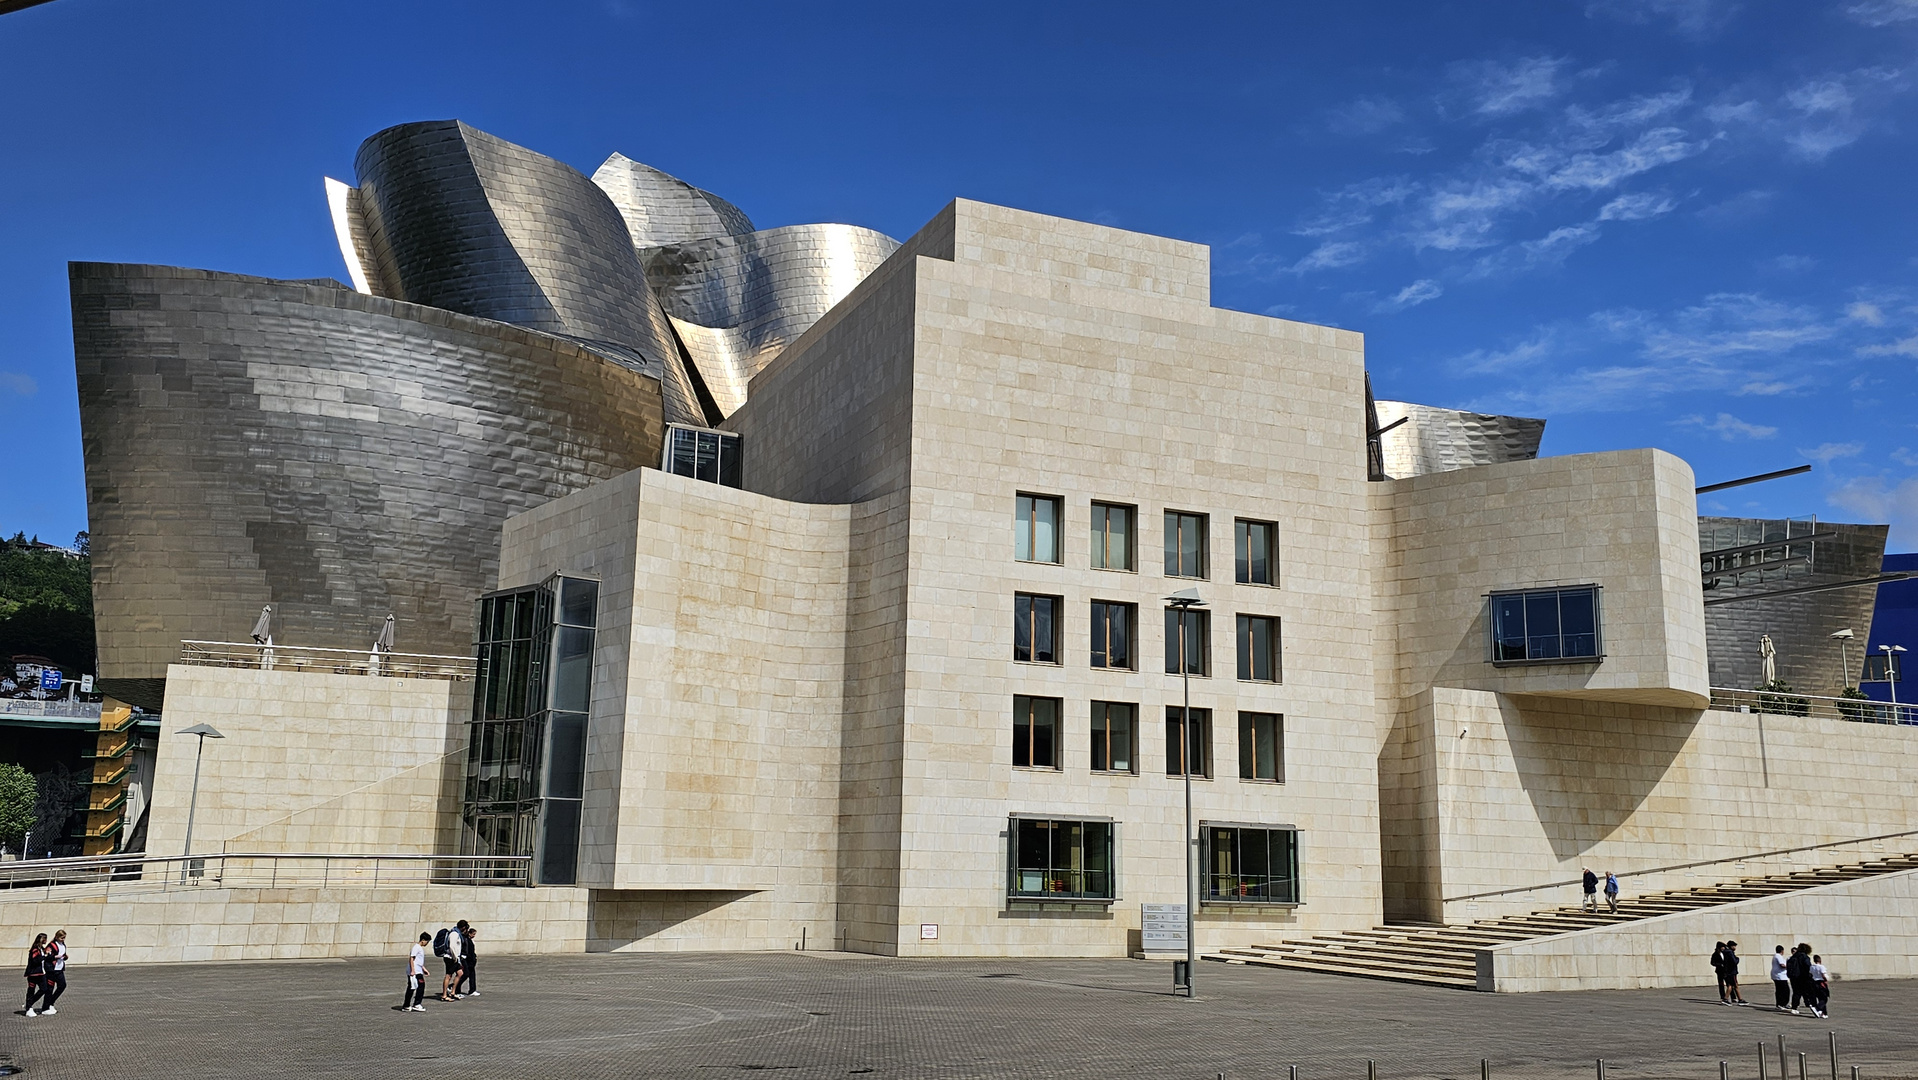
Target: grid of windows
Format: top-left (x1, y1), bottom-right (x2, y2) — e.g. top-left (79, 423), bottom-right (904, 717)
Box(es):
top-left (1090, 600), bottom-right (1134, 669)
top-left (1014, 593), bottom-right (1060, 663)
top-left (1012, 695), bottom-right (1061, 769)
top-left (1091, 502), bottom-right (1135, 571)
top-left (1204, 824), bottom-right (1299, 904)
top-left (1489, 585), bottom-right (1602, 663)
top-left (1090, 701), bottom-right (1137, 773)
top-left (663, 425), bottom-right (742, 488)
top-left (1235, 519), bottom-right (1278, 586)
top-left (1238, 712), bottom-right (1283, 782)
top-left (1009, 818), bottom-right (1114, 900)
top-left (1165, 606), bottom-right (1210, 676)
top-left (1165, 706), bottom-right (1213, 778)
top-left (1236, 614), bottom-right (1281, 682)
top-left (1165, 511), bottom-right (1208, 578)
top-left (1016, 494), bottom-right (1062, 564)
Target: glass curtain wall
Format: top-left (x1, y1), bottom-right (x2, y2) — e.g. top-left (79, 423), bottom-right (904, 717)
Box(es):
top-left (462, 573), bottom-right (598, 884)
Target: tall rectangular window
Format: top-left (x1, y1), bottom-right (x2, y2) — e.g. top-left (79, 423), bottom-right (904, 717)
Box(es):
top-left (1090, 600), bottom-right (1135, 669)
top-left (1204, 825), bottom-right (1299, 904)
top-left (1164, 607), bottom-right (1210, 675)
top-left (1091, 701), bottom-right (1137, 773)
top-left (663, 425), bottom-right (743, 488)
top-left (1235, 519), bottom-right (1278, 586)
top-left (1009, 818), bottom-right (1114, 900)
top-left (1166, 706), bottom-right (1213, 778)
top-left (1165, 511), bottom-right (1208, 578)
top-left (1014, 593), bottom-right (1061, 663)
top-left (1489, 585), bottom-right (1602, 663)
top-left (1012, 695), bottom-right (1061, 769)
top-left (1236, 614), bottom-right (1281, 682)
top-left (1091, 502), bottom-right (1135, 571)
top-left (1016, 494), bottom-right (1062, 564)
top-left (1238, 712), bottom-right (1284, 782)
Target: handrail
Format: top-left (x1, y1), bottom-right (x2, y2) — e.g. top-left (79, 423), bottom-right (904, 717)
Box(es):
top-left (0, 851), bottom-right (532, 895)
top-left (0, 698), bottom-right (104, 720)
top-left (1444, 827), bottom-right (1918, 904)
top-left (178, 640), bottom-right (475, 681)
top-left (1710, 686), bottom-right (1916, 726)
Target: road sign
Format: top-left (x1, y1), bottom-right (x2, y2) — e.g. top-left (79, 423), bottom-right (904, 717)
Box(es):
top-left (38, 669), bottom-right (62, 691)
top-left (1141, 903), bottom-right (1187, 951)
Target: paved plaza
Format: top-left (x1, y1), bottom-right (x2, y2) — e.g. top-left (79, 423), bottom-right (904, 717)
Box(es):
top-left (3, 952), bottom-right (1915, 1080)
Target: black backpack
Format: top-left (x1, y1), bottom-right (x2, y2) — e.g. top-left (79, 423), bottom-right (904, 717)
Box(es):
top-left (433, 928), bottom-right (453, 957)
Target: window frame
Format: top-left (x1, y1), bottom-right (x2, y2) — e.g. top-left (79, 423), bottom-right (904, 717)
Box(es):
top-left (1007, 815), bottom-right (1117, 903)
top-left (1015, 493), bottom-right (1063, 565)
top-left (1090, 700), bottom-right (1138, 775)
top-left (1011, 694), bottom-right (1062, 770)
top-left (1165, 706), bottom-right (1213, 779)
top-left (1235, 614), bottom-right (1282, 683)
top-left (1090, 599), bottom-right (1137, 670)
top-left (1237, 711), bottom-right (1284, 783)
top-left (1013, 592), bottom-right (1063, 665)
top-left (661, 424), bottom-right (743, 489)
top-left (1164, 510), bottom-right (1209, 579)
top-left (1090, 501), bottom-right (1137, 572)
top-left (1164, 606), bottom-right (1211, 676)
top-left (1201, 821), bottom-right (1301, 906)
top-left (1486, 584), bottom-right (1604, 666)
top-left (1234, 518), bottom-right (1279, 587)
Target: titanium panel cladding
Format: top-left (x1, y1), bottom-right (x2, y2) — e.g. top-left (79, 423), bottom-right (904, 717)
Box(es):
top-left (1373, 400), bottom-right (1547, 479)
top-left (73, 264), bottom-right (666, 681)
top-left (1700, 516), bottom-right (1890, 693)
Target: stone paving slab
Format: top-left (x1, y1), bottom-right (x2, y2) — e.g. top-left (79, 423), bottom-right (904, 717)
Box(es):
top-left (3, 952), bottom-right (1914, 1080)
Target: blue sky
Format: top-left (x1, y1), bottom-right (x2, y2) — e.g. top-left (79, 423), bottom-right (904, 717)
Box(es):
top-left (3, 0), bottom-right (1916, 547)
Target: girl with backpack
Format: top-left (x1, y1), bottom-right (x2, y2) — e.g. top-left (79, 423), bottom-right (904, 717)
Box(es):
top-left (21, 933), bottom-right (49, 1017)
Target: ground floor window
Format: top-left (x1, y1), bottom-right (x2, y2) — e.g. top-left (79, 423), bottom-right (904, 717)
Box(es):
top-left (1203, 824), bottom-right (1299, 904)
top-left (1008, 817), bottom-right (1115, 900)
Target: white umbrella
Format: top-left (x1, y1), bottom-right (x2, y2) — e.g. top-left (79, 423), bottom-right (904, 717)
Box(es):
top-left (369, 614), bottom-right (395, 676)
top-left (1760, 634), bottom-right (1777, 685)
top-left (249, 606), bottom-right (273, 645)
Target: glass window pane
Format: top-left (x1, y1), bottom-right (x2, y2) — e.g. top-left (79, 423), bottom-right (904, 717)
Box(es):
top-left (1013, 696), bottom-right (1033, 767)
top-left (1033, 497), bottom-right (1057, 562)
top-left (1015, 595), bottom-right (1034, 661)
top-left (1559, 588), bottom-right (1598, 658)
top-left (1090, 505), bottom-right (1108, 570)
top-left (1035, 596), bottom-right (1055, 663)
top-left (1235, 521), bottom-right (1250, 584)
top-left (560, 578), bottom-right (598, 628)
top-left (1016, 497), bottom-right (1033, 562)
top-left (1111, 704), bottom-right (1133, 772)
top-left (718, 434), bottom-right (742, 488)
top-left (537, 798), bottom-right (581, 885)
top-left (1032, 697), bottom-right (1056, 768)
top-left (1493, 595), bottom-right (1527, 661)
top-left (670, 428), bottom-right (697, 477)
top-left (1525, 593), bottom-right (1563, 660)
top-left (1110, 506), bottom-right (1131, 570)
top-left (545, 711), bottom-right (587, 799)
top-left (1165, 513), bottom-right (1179, 576)
top-left (1110, 604), bottom-right (1129, 668)
top-left (553, 626), bottom-right (594, 712)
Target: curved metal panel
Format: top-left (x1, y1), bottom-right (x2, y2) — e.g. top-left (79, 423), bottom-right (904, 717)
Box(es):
top-left (1373, 400), bottom-right (1546, 480)
top-left (642, 224), bottom-right (902, 417)
top-left (72, 263), bottom-right (667, 681)
top-left (591, 152), bottom-right (755, 248)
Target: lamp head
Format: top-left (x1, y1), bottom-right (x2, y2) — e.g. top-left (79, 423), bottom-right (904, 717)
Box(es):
top-left (1831, 629), bottom-right (1854, 640)
top-left (1164, 587), bottom-right (1206, 607)
top-left (176, 723), bottom-right (225, 739)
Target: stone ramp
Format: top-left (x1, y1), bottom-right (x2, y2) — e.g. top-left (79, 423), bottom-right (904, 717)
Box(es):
top-left (1208, 853), bottom-right (1918, 990)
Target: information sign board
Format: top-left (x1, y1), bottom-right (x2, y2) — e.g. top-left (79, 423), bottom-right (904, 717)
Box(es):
top-left (38, 669), bottom-right (62, 691)
top-left (1141, 903), bottom-right (1187, 951)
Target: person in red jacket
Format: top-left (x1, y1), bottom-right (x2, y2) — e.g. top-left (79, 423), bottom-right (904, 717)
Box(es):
top-left (21, 933), bottom-right (48, 1018)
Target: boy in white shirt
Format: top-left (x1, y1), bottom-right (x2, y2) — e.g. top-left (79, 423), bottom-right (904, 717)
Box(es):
top-left (404, 933), bottom-right (429, 1012)
top-left (1810, 954), bottom-right (1831, 1018)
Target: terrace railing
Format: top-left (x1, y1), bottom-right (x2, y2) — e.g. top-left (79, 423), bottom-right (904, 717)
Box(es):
top-left (0, 851), bottom-right (528, 901)
top-left (178, 640), bottom-right (476, 681)
top-left (1710, 685), bottom-right (1915, 726)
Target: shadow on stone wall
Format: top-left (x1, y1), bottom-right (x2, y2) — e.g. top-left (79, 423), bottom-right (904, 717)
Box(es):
top-left (1502, 694), bottom-right (1702, 862)
top-left (586, 889), bottom-right (757, 951)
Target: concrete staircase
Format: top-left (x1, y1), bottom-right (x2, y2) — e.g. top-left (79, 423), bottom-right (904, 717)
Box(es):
top-left (1208, 853), bottom-right (1918, 990)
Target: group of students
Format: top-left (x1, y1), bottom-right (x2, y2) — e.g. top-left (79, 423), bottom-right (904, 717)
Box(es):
top-left (1710, 940), bottom-right (1832, 1017)
top-left (402, 920), bottom-right (479, 1012)
top-left (19, 930), bottom-right (69, 1018)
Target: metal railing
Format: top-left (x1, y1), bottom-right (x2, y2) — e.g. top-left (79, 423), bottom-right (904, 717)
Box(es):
top-left (0, 698), bottom-right (104, 720)
top-left (178, 640), bottom-right (476, 680)
top-left (1711, 686), bottom-right (1916, 726)
top-left (0, 851), bottom-right (528, 900)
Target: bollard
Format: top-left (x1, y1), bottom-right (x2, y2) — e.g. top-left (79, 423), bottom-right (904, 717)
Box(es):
top-left (1829, 1032), bottom-right (1838, 1080)
top-left (1850, 1068), bottom-right (1859, 1080)
top-left (1800, 1052), bottom-right (1808, 1080)
top-left (1721, 1061), bottom-right (1730, 1080)
top-left (1761, 1042), bottom-right (1769, 1080)
top-left (1597, 1059), bottom-right (1606, 1080)
top-left (1291, 1068), bottom-right (1298, 1080)
top-left (1368, 1060), bottom-right (1376, 1080)
top-left (1780, 1035), bottom-right (1789, 1078)
top-left (1482, 1060), bottom-right (1490, 1080)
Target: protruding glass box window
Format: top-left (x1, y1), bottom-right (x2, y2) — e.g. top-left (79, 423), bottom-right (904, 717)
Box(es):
top-left (1489, 585), bottom-right (1602, 664)
top-left (1008, 817), bottom-right (1115, 901)
top-left (463, 573), bottom-right (598, 885)
top-left (663, 425), bottom-right (742, 488)
top-left (1203, 823), bottom-right (1299, 904)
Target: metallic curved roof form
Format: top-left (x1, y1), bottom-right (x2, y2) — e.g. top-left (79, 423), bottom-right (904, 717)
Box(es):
top-left (642, 224), bottom-right (902, 417)
top-left (591, 152), bottom-right (756, 248)
top-left (1372, 399), bottom-right (1547, 479)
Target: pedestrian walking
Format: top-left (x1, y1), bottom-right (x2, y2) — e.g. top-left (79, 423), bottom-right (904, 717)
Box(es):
top-left (1810, 953), bottom-right (1831, 1017)
top-left (455, 924), bottom-right (479, 998)
top-left (1722, 940), bottom-right (1747, 1004)
top-left (21, 933), bottom-right (48, 1018)
top-left (1786, 943), bottom-right (1819, 1016)
top-left (404, 933), bottom-right (429, 1012)
top-left (1770, 944), bottom-right (1791, 1010)
top-left (1581, 867), bottom-right (1598, 912)
top-left (433, 924), bottom-right (463, 1001)
top-left (1711, 941), bottom-right (1730, 1003)
top-left (1603, 871), bottom-right (1620, 914)
top-left (40, 930), bottom-right (67, 1014)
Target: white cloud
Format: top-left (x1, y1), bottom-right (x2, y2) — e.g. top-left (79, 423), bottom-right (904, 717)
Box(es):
top-left (1828, 474), bottom-right (1918, 546)
top-left (1286, 241), bottom-right (1368, 274)
top-left (1449, 57), bottom-right (1570, 117)
top-left (0, 373), bottom-right (36, 397)
top-left (1598, 192), bottom-right (1678, 221)
top-left (1894, 447), bottom-right (1918, 467)
top-left (1846, 0), bottom-right (1918, 26)
top-left (1294, 177), bottom-right (1416, 237)
top-left (1588, 0), bottom-right (1739, 35)
top-left (1682, 412), bottom-right (1779, 439)
top-left (1374, 279), bottom-right (1444, 313)
top-left (1327, 96), bottom-right (1405, 136)
top-left (1860, 335), bottom-right (1918, 358)
top-left (1848, 301), bottom-right (1888, 326)
top-left (1802, 441), bottom-right (1867, 463)
top-left (1454, 332), bottom-right (1558, 376)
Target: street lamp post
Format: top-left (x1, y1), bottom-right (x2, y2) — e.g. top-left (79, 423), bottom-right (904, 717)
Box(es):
top-left (1881, 645), bottom-right (1908, 722)
top-left (1831, 629), bottom-right (1855, 690)
top-left (1166, 587), bottom-right (1205, 999)
top-left (176, 723), bottom-right (225, 881)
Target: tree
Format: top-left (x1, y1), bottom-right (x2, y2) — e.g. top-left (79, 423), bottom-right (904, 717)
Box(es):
top-left (0, 763), bottom-right (35, 853)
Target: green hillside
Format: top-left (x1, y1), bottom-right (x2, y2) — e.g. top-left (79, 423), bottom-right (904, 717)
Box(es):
top-left (0, 531), bottom-right (95, 675)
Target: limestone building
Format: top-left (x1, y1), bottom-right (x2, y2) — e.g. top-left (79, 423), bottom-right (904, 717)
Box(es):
top-left (45, 121), bottom-right (1918, 978)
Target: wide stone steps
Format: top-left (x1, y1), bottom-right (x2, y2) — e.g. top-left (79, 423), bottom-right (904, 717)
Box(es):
top-left (1206, 851), bottom-right (1918, 991)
